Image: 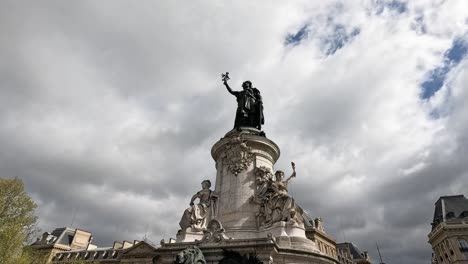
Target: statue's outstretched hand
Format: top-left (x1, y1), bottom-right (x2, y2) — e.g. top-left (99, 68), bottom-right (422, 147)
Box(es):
top-left (221, 72), bottom-right (230, 84)
top-left (291, 162), bottom-right (296, 177)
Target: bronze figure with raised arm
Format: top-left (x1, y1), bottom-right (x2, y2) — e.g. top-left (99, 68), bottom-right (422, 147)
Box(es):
top-left (222, 72), bottom-right (264, 131)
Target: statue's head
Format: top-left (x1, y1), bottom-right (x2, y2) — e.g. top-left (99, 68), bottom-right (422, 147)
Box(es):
top-left (254, 166), bottom-right (269, 178)
top-left (201, 180), bottom-right (211, 189)
top-left (242, 81), bottom-right (252, 90)
top-left (275, 170), bottom-right (284, 180)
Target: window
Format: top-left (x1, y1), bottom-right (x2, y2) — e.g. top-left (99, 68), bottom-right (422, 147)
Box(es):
top-left (446, 212), bottom-right (455, 219)
top-left (459, 239), bottom-right (468, 251)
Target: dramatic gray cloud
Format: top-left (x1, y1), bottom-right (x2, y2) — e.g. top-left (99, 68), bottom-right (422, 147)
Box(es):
top-left (1, 1), bottom-right (468, 263)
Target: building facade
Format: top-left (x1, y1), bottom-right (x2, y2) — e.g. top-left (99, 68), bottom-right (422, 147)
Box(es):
top-left (336, 243), bottom-right (372, 264)
top-left (428, 195), bottom-right (468, 264)
top-left (30, 227), bottom-right (140, 263)
top-left (304, 216), bottom-right (338, 259)
top-left (30, 227), bottom-right (94, 263)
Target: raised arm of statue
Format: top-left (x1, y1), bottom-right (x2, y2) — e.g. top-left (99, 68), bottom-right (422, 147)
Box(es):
top-left (224, 81), bottom-right (236, 96)
top-left (284, 162), bottom-right (296, 184)
top-left (222, 72), bottom-right (237, 96)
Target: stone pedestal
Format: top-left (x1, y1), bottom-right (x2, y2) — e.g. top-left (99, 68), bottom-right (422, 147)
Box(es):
top-left (211, 129), bottom-right (279, 238)
top-left (159, 128), bottom-right (338, 263)
top-left (175, 228), bottom-right (204, 243)
top-left (259, 221), bottom-right (307, 240)
top-left (157, 236), bottom-right (336, 264)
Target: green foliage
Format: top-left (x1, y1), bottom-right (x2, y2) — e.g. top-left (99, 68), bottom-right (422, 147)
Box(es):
top-left (0, 178), bottom-right (39, 264)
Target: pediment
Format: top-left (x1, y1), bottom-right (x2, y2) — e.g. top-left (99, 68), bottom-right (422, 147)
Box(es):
top-left (121, 241), bottom-right (158, 256)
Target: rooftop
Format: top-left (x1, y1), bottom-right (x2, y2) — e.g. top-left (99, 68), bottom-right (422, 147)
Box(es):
top-left (337, 242), bottom-right (367, 260)
top-left (31, 227), bottom-right (92, 249)
top-left (432, 194), bottom-right (468, 230)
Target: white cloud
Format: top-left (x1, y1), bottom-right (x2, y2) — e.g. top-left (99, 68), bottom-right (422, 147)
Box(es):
top-left (1, 1), bottom-right (467, 263)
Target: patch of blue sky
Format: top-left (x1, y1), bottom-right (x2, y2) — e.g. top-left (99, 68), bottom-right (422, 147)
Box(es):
top-left (421, 37), bottom-right (468, 100)
top-left (446, 39), bottom-right (468, 64)
top-left (285, 23), bottom-right (360, 56)
top-left (372, 0), bottom-right (408, 15)
top-left (387, 0), bottom-right (407, 13)
top-left (421, 67), bottom-right (450, 100)
top-left (285, 24), bottom-right (309, 46)
top-left (320, 26), bottom-right (360, 55)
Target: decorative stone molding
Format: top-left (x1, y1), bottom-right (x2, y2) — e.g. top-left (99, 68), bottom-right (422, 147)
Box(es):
top-left (220, 136), bottom-right (254, 176)
top-left (314, 217), bottom-right (325, 232)
top-left (200, 219), bottom-right (231, 244)
top-left (211, 133), bottom-right (280, 166)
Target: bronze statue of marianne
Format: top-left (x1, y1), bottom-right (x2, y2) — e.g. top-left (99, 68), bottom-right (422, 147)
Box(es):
top-left (222, 72), bottom-right (264, 131)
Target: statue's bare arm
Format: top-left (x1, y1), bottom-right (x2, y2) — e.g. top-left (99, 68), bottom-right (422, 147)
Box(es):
top-left (223, 81), bottom-right (236, 96)
top-left (190, 192), bottom-right (200, 206)
top-left (285, 162), bottom-right (296, 184)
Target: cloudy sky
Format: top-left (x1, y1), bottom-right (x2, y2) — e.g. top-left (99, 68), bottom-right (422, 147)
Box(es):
top-left (1, 0), bottom-right (468, 263)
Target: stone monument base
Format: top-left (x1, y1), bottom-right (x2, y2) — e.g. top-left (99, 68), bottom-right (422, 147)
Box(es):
top-left (259, 221), bottom-right (307, 239)
top-left (176, 228), bottom-right (204, 243)
top-left (156, 237), bottom-right (337, 264)
top-left (222, 222), bottom-right (309, 240)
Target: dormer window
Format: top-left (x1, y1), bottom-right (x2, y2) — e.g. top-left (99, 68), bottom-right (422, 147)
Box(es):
top-left (446, 212), bottom-right (455, 219)
top-left (459, 239), bottom-right (468, 251)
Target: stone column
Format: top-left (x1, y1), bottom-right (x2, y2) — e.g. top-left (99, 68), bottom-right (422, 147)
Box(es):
top-left (211, 129), bottom-right (280, 239)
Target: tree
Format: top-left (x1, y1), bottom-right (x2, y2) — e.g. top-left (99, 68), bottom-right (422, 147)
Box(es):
top-left (0, 178), bottom-right (38, 264)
